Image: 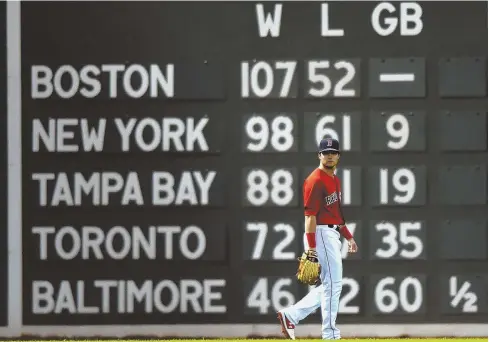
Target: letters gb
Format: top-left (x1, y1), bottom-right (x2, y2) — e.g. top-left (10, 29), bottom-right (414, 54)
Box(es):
top-left (371, 2), bottom-right (423, 36)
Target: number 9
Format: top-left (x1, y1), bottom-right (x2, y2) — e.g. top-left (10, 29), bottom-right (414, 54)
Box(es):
top-left (386, 114), bottom-right (409, 150)
top-left (246, 116), bottom-right (269, 152)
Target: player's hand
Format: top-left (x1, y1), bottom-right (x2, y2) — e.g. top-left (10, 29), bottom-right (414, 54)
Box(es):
top-left (347, 238), bottom-right (358, 253)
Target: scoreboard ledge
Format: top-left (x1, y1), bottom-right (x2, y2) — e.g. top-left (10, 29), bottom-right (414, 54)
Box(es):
top-left (1, 324), bottom-right (485, 338)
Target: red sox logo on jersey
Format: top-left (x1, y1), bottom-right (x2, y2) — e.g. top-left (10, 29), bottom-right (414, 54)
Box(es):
top-left (325, 191), bottom-right (339, 206)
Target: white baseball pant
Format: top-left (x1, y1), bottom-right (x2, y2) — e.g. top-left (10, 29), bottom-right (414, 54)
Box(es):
top-left (281, 225), bottom-right (343, 339)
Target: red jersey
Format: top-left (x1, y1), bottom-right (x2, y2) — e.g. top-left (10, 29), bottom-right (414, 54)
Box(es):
top-left (303, 168), bottom-right (344, 225)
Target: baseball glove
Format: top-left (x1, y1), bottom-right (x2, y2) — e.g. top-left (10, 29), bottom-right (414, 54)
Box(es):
top-left (296, 249), bottom-right (320, 285)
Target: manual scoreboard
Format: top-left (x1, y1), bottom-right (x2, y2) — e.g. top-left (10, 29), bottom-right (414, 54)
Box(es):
top-left (17, 1), bottom-right (488, 326)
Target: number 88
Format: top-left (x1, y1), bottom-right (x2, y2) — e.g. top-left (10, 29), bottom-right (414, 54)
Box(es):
top-left (247, 169), bottom-right (294, 206)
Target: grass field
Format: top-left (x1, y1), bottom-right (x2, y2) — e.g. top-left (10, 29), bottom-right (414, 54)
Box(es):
top-left (62, 338), bottom-right (488, 342)
top-left (10, 338), bottom-right (488, 342)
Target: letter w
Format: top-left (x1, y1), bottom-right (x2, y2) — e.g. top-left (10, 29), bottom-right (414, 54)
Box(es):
top-left (255, 4), bottom-right (282, 37)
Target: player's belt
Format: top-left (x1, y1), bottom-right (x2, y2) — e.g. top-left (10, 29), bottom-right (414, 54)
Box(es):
top-left (326, 224), bottom-right (340, 232)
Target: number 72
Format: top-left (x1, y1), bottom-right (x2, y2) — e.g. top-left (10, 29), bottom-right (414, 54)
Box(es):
top-left (246, 222), bottom-right (296, 260)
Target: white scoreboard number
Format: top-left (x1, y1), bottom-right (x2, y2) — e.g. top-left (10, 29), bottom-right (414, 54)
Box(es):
top-left (240, 60), bottom-right (358, 98)
top-left (337, 168), bottom-right (352, 205)
top-left (244, 168), bottom-right (297, 207)
top-left (305, 277), bottom-right (361, 315)
top-left (315, 114), bottom-right (352, 151)
top-left (245, 222), bottom-right (297, 260)
top-left (339, 278), bottom-right (361, 314)
top-left (246, 278), bottom-right (296, 314)
top-left (243, 114), bottom-right (297, 152)
top-left (379, 167), bottom-right (416, 204)
top-left (385, 113), bottom-right (410, 150)
top-left (244, 221), bottom-right (361, 261)
top-left (373, 221), bottom-right (425, 259)
top-left (306, 60), bottom-right (358, 97)
top-left (303, 112), bottom-right (361, 152)
top-left (241, 61), bottom-right (297, 98)
top-left (373, 276), bottom-right (425, 314)
top-left (246, 277), bottom-right (361, 315)
top-left (370, 111), bottom-right (426, 152)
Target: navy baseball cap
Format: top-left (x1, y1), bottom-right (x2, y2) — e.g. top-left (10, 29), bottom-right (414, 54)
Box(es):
top-left (318, 138), bottom-right (340, 153)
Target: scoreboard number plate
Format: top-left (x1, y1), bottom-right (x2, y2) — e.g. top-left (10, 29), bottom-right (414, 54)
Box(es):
top-left (304, 275), bottom-right (363, 317)
top-left (438, 57), bottom-right (487, 98)
top-left (241, 60), bottom-right (299, 98)
top-left (242, 167), bottom-right (298, 207)
top-left (439, 111), bottom-right (487, 152)
top-left (244, 276), bottom-right (300, 315)
top-left (437, 165), bottom-right (487, 205)
top-left (242, 113), bottom-right (298, 153)
top-left (339, 277), bottom-right (362, 315)
top-left (370, 275), bottom-right (426, 315)
top-left (369, 221), bottom-right (426, 260)
top-left (439, 219), bottom-right (487, 260)
top-left (243, 221), bottom-right (301, 260)
top-left (368, 58), bottom-right (426, 98)
top-left (303, 59), bottom-right (361, 98)
top-left (303, 112), bottom-right (361, 152)
top-left (369, 111), bottom-right (426, 151)
top-left (440, 274), bottom-right (488, 314)
top-left (369, 166), bottom-right (427, 206)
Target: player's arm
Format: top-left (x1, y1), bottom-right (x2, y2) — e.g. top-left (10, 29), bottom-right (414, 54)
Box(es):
top-left (338, 225), bottom-right (358, 252)
top-left (338, 224), bottom-right (353, 241)
top-left (303, 178), bottom-right (321, 249)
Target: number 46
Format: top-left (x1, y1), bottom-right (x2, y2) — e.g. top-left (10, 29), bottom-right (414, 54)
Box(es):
top-left (247, 278), bottom-right (295, 314)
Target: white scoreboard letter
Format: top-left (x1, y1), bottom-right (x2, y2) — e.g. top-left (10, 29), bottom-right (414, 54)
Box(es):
top-left (31, 66), bottom-right (53, 98)
top-left (371, 2), bottom-right (423, 36)
top-left (32, 281), bottom-right (55, 314)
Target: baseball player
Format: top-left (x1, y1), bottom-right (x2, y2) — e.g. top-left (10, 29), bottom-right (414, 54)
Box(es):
top-left (277, 138), bottom-right (358, 340)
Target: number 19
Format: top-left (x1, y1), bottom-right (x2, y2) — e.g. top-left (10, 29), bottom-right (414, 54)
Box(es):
top-left (380, 168), bottom-right (416, 204)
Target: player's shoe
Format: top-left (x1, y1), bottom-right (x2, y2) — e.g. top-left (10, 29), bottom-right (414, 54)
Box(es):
top-left (277, 311), bottom-right (296, 340)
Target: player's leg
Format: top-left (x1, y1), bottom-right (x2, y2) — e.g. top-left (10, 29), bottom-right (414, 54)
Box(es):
top-left (279, 283), bottom-right (322, 325)
top-left (316, 226), bottom-right (343, 339)
top-left (277, 233), bottom-right (323, 339)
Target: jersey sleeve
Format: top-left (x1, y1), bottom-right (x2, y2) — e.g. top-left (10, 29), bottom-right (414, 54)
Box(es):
top-left (303, 178), bottom-right (322, 216)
